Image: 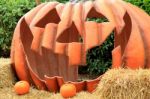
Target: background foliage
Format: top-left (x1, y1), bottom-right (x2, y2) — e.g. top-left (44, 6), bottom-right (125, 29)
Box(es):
top-left (0, 0), bottom-right (150, 75)
top-left (0, 0), bottom-right (35, 57)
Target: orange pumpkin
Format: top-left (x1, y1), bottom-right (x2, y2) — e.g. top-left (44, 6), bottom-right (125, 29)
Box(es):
top-left (60, 83), bottom-right (76, 98)
top-left (14, 81), bottom-right (30, 95)
top-left (11, 0), bottom-right (150, 93)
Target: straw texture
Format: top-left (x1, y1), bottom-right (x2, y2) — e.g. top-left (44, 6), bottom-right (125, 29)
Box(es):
top-left (1, 58), bottom-right (150, 99)
top-left (0, 58), bottom-right (16, 88)
top-left (94, 69), bottom-right (150, 99)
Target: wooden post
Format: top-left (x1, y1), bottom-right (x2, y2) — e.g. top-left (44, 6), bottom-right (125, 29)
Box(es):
top-left (35, 0), bottom-right (41, 5)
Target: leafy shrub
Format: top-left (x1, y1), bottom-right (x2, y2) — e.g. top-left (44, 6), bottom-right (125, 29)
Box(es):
top-left (0, 0), bottom-right (35, 57)
top-left (79, 33), bottom-right (114, 76)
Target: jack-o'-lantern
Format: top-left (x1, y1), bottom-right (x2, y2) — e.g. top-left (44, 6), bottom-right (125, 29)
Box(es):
top-left (11, 0), bottom-right (150, 93)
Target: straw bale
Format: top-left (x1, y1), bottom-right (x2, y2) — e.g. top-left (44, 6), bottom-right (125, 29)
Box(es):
top-left (94, 69), bottom-right (150, 99)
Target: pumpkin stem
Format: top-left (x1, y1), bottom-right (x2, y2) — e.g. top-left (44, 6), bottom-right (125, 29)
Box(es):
top-left (70, 0), bottom-right (90, 3)
top-left (70, 0), bottom-right (78, 3)
top-left (35, 0), bottom-right (41, 5)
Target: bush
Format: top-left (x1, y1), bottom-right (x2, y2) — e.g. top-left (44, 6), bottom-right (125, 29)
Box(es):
top-left (0, 0), bottom-right (35, 57)
top-left (80, 33), bottom-right (114, 76)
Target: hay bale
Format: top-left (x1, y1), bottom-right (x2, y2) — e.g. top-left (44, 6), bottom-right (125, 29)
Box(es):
top-left (2, 58), bottom-right (150, 99)
top-left (94, 69), bottom-right (150, 99)
top-left (0, 87), bottom-right (53, 99)
top-left (0, 58), bottom-right (16, 88)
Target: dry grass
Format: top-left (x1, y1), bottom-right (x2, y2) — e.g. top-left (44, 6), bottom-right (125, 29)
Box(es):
top-left (0, 58), bottom-right (99, 99)
top-left (1, 58), bottom-right (150, 99)
top-left (94, 69), bottom-right (150, 99)
top-left (0, 58), bottom-right (16, 88)
top-left (0, 87), bottom-right (99, 99)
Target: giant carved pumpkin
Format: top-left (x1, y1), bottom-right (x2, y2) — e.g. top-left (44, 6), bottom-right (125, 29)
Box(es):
top-left (11, 0), bottom-right (150, 93)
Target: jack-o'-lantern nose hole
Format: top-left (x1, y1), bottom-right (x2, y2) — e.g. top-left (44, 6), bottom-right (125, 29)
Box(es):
top-left (78, 32), bottom-right (114, 81)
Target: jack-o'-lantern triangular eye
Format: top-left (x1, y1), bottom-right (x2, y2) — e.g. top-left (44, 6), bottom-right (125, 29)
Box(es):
top-left (31, 2), bottom-right (61, 28)
top-left (35, 8), bottom-right (60, 27)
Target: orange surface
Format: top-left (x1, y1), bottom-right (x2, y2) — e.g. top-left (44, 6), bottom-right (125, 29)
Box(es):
top-left (11, 0), bottom-right (150, 93)
top-left (14, 81), bottom-right (30, 95)
top-left (60, 83), bottom-right (76, 98)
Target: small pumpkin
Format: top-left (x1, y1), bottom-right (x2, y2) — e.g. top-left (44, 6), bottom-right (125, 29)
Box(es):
top-left (14, 81), bottom-right (30, 95)
top-left (11, 0), bottom-right (150, 93)
top-left (60, 83), bottom-right (76, 98)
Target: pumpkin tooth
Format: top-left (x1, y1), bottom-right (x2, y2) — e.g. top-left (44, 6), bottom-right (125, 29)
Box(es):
top-left (67, 42), bottom-right (82, 66)
top-left (55, 42), bottom-right (67, 54)
top-left (31, 27), bottom-right (44, 53)
top-left (85, 21), bottom-right (99, 51)
top-left (100, 22), bottom-right (114, 44)
top-left (42, 23), bottom-right (57, 51)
